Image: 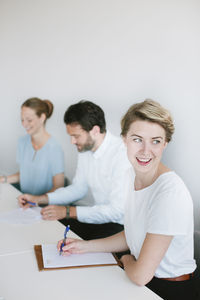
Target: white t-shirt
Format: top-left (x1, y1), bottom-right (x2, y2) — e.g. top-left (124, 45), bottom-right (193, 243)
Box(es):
top-left (124, 169), bottom-right (196, 278)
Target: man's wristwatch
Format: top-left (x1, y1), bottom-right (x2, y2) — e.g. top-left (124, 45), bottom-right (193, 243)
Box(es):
top-left (66, 206), bottom-right (70, 218)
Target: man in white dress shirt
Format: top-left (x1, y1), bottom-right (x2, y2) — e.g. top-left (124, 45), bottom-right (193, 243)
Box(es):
top-left (18, 101), bottom-right (131, 239)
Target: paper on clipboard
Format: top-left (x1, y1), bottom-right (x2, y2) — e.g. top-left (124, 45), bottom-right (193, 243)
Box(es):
top-left (34, 244), bottom-right (119, 271)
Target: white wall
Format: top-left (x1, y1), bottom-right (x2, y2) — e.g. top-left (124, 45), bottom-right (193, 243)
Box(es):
top-left (0, 0), bottom-right (200, 228)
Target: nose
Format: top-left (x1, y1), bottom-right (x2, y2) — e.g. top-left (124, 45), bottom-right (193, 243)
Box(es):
top-left (141, 141), bottom-right (151, 155)
top-left (71, 136), bottom-right (77, 145)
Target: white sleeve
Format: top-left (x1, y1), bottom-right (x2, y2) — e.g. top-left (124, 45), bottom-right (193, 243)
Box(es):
top-left (147, 187), bottom-right (193, 235)
top-left (48, 154), bottom-right (88, 205)
top-left (76, 150), bottom-right (131, 224)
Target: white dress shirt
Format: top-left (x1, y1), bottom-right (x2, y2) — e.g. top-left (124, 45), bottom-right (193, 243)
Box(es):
top-left (48, 131), bottom-right (131, 224)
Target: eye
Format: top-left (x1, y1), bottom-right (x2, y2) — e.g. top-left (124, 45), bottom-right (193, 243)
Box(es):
top-left (152, 140), bottom-right (161, 145)
top-left (133, 138), bottom-right (142, 143)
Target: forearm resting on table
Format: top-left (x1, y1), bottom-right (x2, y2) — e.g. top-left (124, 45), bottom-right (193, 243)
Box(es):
top-left (87, 231), bottom-right (129, 253)
top-left (60, 231), bottom-right (129, 256)
top-left (122, 254), bottom-right (156, 286)
top-left (121, 233), bottom-right (173, 286)
top-left (0, 172), bottom-right (20, 184)
top-left (41, 205), bottom-right (77, 221)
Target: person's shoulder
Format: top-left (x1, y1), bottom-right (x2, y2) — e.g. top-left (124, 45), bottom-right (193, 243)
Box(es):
top-left (44, 137), bottom-right (64, 160)
top-left (47, 136), bottom-right (62, 149)
top-left (157, 171), bottom-right (188, 190)
top-left (106, 131), bottom-right (126, 151)
top-left (155, 171), bottom-right (192, 203)
top-left (107, 130), bottom-right (123, 144)
top-left (106, 131), bottom-right (130, 166)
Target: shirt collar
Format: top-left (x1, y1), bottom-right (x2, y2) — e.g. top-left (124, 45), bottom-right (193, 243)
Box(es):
top-left (93, 130), bottom-right (111, 159)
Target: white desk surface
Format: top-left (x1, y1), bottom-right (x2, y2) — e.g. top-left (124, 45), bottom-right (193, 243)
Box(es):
top-left (0, 183), bottom-right (162, 300)
top-left (0, 183), bottom-right (71, 255)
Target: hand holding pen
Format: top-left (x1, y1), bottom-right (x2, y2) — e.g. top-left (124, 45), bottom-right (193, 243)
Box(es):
top-left (59, 225), bottom-right (70, 255)
top-left (17, 194), bottom-right (37, 208)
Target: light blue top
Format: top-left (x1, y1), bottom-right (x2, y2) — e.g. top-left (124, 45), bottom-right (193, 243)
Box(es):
top-left (17, 135), bottom-right (64, 195)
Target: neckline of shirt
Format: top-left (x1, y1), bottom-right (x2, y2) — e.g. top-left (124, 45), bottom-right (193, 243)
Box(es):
top-left (93, 130), bottom-right (111, 159)
top-left (29, 135), bottom-right (53, 153)
top-left (133, 170), bottom-right (175, 193)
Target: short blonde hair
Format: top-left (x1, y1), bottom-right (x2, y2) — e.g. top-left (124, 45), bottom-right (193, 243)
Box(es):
top-left (121, 99), bottom-right (175, 142)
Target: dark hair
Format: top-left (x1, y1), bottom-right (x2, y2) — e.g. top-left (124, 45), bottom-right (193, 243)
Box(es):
top-left (21, 97), bottom-right (54, 121)
top-left (64, 101), bottom-right (106, 133)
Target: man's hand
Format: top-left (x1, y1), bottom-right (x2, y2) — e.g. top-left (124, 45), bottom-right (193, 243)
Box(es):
top-left (18, 194), bottom-right (38, 208)
top-left (41, 205), bottom-right (67, 220)
top-left (18, 193), bottom-right (48, 208)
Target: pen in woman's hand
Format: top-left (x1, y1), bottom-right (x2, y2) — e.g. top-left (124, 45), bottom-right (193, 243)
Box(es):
top-left (59, 225), bottom-right (70, 255)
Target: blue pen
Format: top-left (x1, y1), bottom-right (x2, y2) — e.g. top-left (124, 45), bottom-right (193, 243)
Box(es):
top-left (59, 225), bottom-right (70, 255)
top-left (26, 200), bottom-right (37, 206)
top-left (16, 197), bottom-right (36, 207)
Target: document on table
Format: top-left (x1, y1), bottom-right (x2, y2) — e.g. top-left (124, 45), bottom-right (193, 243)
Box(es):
top-left (41, 244), bottom-right (118, 269)
top-left (0, 207), bottom-right (42, 224)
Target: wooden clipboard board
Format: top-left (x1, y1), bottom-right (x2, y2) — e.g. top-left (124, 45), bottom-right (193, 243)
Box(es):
top-left (34, 245), bottom-right (122, 271)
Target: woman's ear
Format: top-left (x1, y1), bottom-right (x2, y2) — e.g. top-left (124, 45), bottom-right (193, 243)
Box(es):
top-left (40, 113), bottom-right (46, 124)
top-left (164, 142), bottom-right (168, 149)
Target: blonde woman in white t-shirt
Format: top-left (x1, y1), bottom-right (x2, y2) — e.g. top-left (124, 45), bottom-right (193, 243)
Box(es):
top-left (57, 100), bottom-right (199, 300)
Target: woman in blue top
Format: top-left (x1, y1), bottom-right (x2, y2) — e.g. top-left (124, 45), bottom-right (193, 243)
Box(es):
top-left (0, 97), bottom-right (64, 195)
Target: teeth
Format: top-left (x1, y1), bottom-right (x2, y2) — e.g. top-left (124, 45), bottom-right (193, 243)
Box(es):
top-left (138, 158), bottom-right (151, 162)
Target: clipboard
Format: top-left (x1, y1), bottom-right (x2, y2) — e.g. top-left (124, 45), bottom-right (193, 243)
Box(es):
top-left (34, 245), bottom-right (122, 271)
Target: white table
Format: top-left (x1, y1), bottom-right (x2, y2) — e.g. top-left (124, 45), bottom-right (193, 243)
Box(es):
top-left (0, 183), bottom-right (162, 300)
top-left (0, 183), bottom-right (68, 256)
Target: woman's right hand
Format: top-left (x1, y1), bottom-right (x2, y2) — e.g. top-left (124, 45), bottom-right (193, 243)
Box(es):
top-left (57, 238), bottom-right (89, 256)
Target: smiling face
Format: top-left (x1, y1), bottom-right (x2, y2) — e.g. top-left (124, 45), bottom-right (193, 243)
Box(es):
top-left (124, 120), bottom-right (167, 176)
top-left (21, 106), bottom-right (45, 135)
top-left (66, 124), bottom-right (96, 152)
